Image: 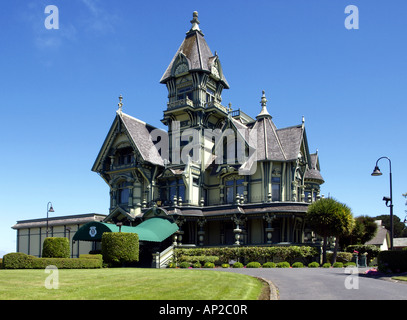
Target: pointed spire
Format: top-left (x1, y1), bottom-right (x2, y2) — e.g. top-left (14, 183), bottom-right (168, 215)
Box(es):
top-left (117, 94), bottom-right (123, 114)
top-left (186, 11), bottom-right (204, 36)
top-left (256, 90), bottom-right (272, 120)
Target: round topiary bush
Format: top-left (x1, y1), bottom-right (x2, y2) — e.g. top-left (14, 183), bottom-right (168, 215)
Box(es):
top-left (232, 262), bottom-right (244, 268)
top-left (292, 262), bottom-right (304, 268)
top-left (246, 262), bottom-right (261, 268)
top-left (192, 262), bottom-right (202, 268)
top-left (262, 262), bottom-right (276, 268)
top-left (308, 262), bottom-right (320, 268)
top-left (179, 261), bottom-right (191, 268)
top-left (276, 261), bottom-right (290, 268)
top-left (333, 262), bottom-right (344, 268)
top-left (101, 232), bottom-right (139, 267)
top-left (322, 262), bottom-right (332, 268)
top-left (42, 237), bottom-right (70, 258)
top-left (221, 263), bottom-right (230, 268)
top-left (203, 262), bottom-right (215, 268)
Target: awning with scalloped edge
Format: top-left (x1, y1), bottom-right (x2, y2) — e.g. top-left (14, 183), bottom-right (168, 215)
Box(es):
top-left (73, 218), bottom-right (178, 242)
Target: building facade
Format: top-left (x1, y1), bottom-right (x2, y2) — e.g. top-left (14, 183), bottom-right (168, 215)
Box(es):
top-left (91, 12), bottom-right (324, 249)
top-left (12, 213), bottom-right (106, 257)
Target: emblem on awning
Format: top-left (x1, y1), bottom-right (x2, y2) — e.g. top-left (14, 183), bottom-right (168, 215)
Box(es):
top-left (89, 226), bottom-right (97, 238)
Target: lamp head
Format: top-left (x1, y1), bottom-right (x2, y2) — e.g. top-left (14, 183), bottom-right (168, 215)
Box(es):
top-left (371, 166), bottom-right (382, 176)
top-left (49, 206), bottom-right (54, 213)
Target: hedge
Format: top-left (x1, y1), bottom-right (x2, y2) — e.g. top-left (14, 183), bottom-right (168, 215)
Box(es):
top-left (42, 237), bottom-right (70, 258)
top-left (178, 255), bottom-right (219, 264)
top-left (174, 246), bottom-right (318, 264)
top-left (101, 232), bottom-right (139, 266)
top-left (2, 252), bottom-right (103, 269)
top-left (377, 250), bottom-right (407, 273)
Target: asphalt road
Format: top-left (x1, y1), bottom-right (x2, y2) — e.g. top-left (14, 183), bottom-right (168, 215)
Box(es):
top-left (212, 267), bottom-right (407, 300)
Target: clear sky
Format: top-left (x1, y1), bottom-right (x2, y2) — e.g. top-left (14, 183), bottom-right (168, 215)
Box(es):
top-left (1, 0), bottom-right (406, 256)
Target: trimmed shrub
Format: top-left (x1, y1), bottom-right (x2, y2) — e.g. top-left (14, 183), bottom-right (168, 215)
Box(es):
top-left (221, 263), bottom-right (230, 268)
top-left (276, 262), bottom-right (290, 268)
top-left (203, 262), bottom-right (215, 268)
top-left (378, 250), bottom-right (407, 273)
top-left (42, 237), bottom-right (70, 258)
top-left (262, 262), bottom-right (276, 268)
top-left (179, 261), bottom-right (191, 268)
top-left (308, 262), bottom-right (320, 268)
top-left (173, 246), bottom-right (318, 265)
top-left (2, 252), bottom-right (102, 269)
top-left (178, 255), bottom-right (219, 264)
top-left (327, 252), bottom-right (353, 264)
top-left (167, 262), bottom-right (177, 268)
top-left (3, 253), bottom-right (36, 269)
top-left (101, 232), bottom-right (139, 266)
top-left (192, 262), bottom-right (202, 268)
top-left (333, 262), bottom-right (344, 268)
top-left (322, 262), bottom-right (331, 268)
top-left (344, 262), bottom-right (356, 267)
top-left (292, 262), bottom-right (304, 268)
top-left (246, 262), bottom-right (261, 268)
top-left (232, 262), bottom-right (244, 268)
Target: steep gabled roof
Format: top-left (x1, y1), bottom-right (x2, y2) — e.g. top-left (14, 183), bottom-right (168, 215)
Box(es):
top-left (92, 111), bottom-right (165, 172)
top-left (120, 113), bottom-right (165, 166)
top-left (276, 125), bottom-right (304, 161)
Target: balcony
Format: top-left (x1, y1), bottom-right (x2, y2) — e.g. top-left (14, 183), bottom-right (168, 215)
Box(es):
top-left (167, 97), bottom-right (194, 110)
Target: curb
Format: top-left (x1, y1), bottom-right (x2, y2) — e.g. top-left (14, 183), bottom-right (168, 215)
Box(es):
top-left (256, 277), bottom-right (279, 300)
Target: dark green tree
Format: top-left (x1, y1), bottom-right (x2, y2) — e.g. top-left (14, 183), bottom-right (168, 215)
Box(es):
top-left (306, 198), bottom-right (354, 264)
top-left (374, 214), bottom-right (407, 238)
top-left (341, 215), bottom-right (378, 247)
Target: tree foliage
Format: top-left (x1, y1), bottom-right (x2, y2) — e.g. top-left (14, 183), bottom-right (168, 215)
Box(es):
top-left (306, 198), bottom-right (354, 263)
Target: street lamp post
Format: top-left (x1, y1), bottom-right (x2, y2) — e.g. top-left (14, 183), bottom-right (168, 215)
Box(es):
top-left (46, 202), bottom-right (55, 238)
top-left (371, 156), bottom-right (393, 250)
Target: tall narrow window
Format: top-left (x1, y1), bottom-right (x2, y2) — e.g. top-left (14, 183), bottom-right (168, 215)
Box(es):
top-left (272, 177), bottom-right (281, 201)
top-left (117, 181), bottom-right (130, 204)
top-left (225, 177), bottom-right (244, 204)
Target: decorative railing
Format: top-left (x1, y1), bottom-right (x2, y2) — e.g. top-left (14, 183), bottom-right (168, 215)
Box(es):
top-left (167, 97), bottom-right (194, 109)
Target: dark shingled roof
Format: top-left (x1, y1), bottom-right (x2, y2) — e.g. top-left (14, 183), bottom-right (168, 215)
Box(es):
top-left (120, 113), bottom-right (165, 166)
top-left (160, 15), bottom-right (229, 88)
top-left (304, 153), bottom-right (324, 184)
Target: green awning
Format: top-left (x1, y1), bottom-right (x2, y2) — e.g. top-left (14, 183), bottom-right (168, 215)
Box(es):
top-left (73, 218), bottom-right (179, 242)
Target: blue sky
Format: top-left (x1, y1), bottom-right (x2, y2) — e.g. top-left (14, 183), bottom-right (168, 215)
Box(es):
top-left (1, 0), bottom-right (406, 256)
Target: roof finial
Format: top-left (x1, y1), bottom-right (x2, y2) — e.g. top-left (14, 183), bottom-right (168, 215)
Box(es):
top-left (190, 11), bottom-right (200, 32)
top-left (256, 90), bottom-right (272, 120)
top-left (117, 94), bottom-right (123, 114)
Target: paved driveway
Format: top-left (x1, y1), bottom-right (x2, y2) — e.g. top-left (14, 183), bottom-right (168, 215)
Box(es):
top-left (212, 267), bottom-right (407, 300)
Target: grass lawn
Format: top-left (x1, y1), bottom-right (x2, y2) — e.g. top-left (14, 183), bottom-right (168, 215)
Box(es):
top-left (392, 276), bottom-right (407, 282)
top-left (0, 268), bottom-right (266, 300)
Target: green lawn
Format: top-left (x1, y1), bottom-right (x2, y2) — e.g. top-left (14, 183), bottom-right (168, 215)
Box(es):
top-left (0, 268), bottom-right (265, 300)
top-left (392, 276), bottom-right (407, 282)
